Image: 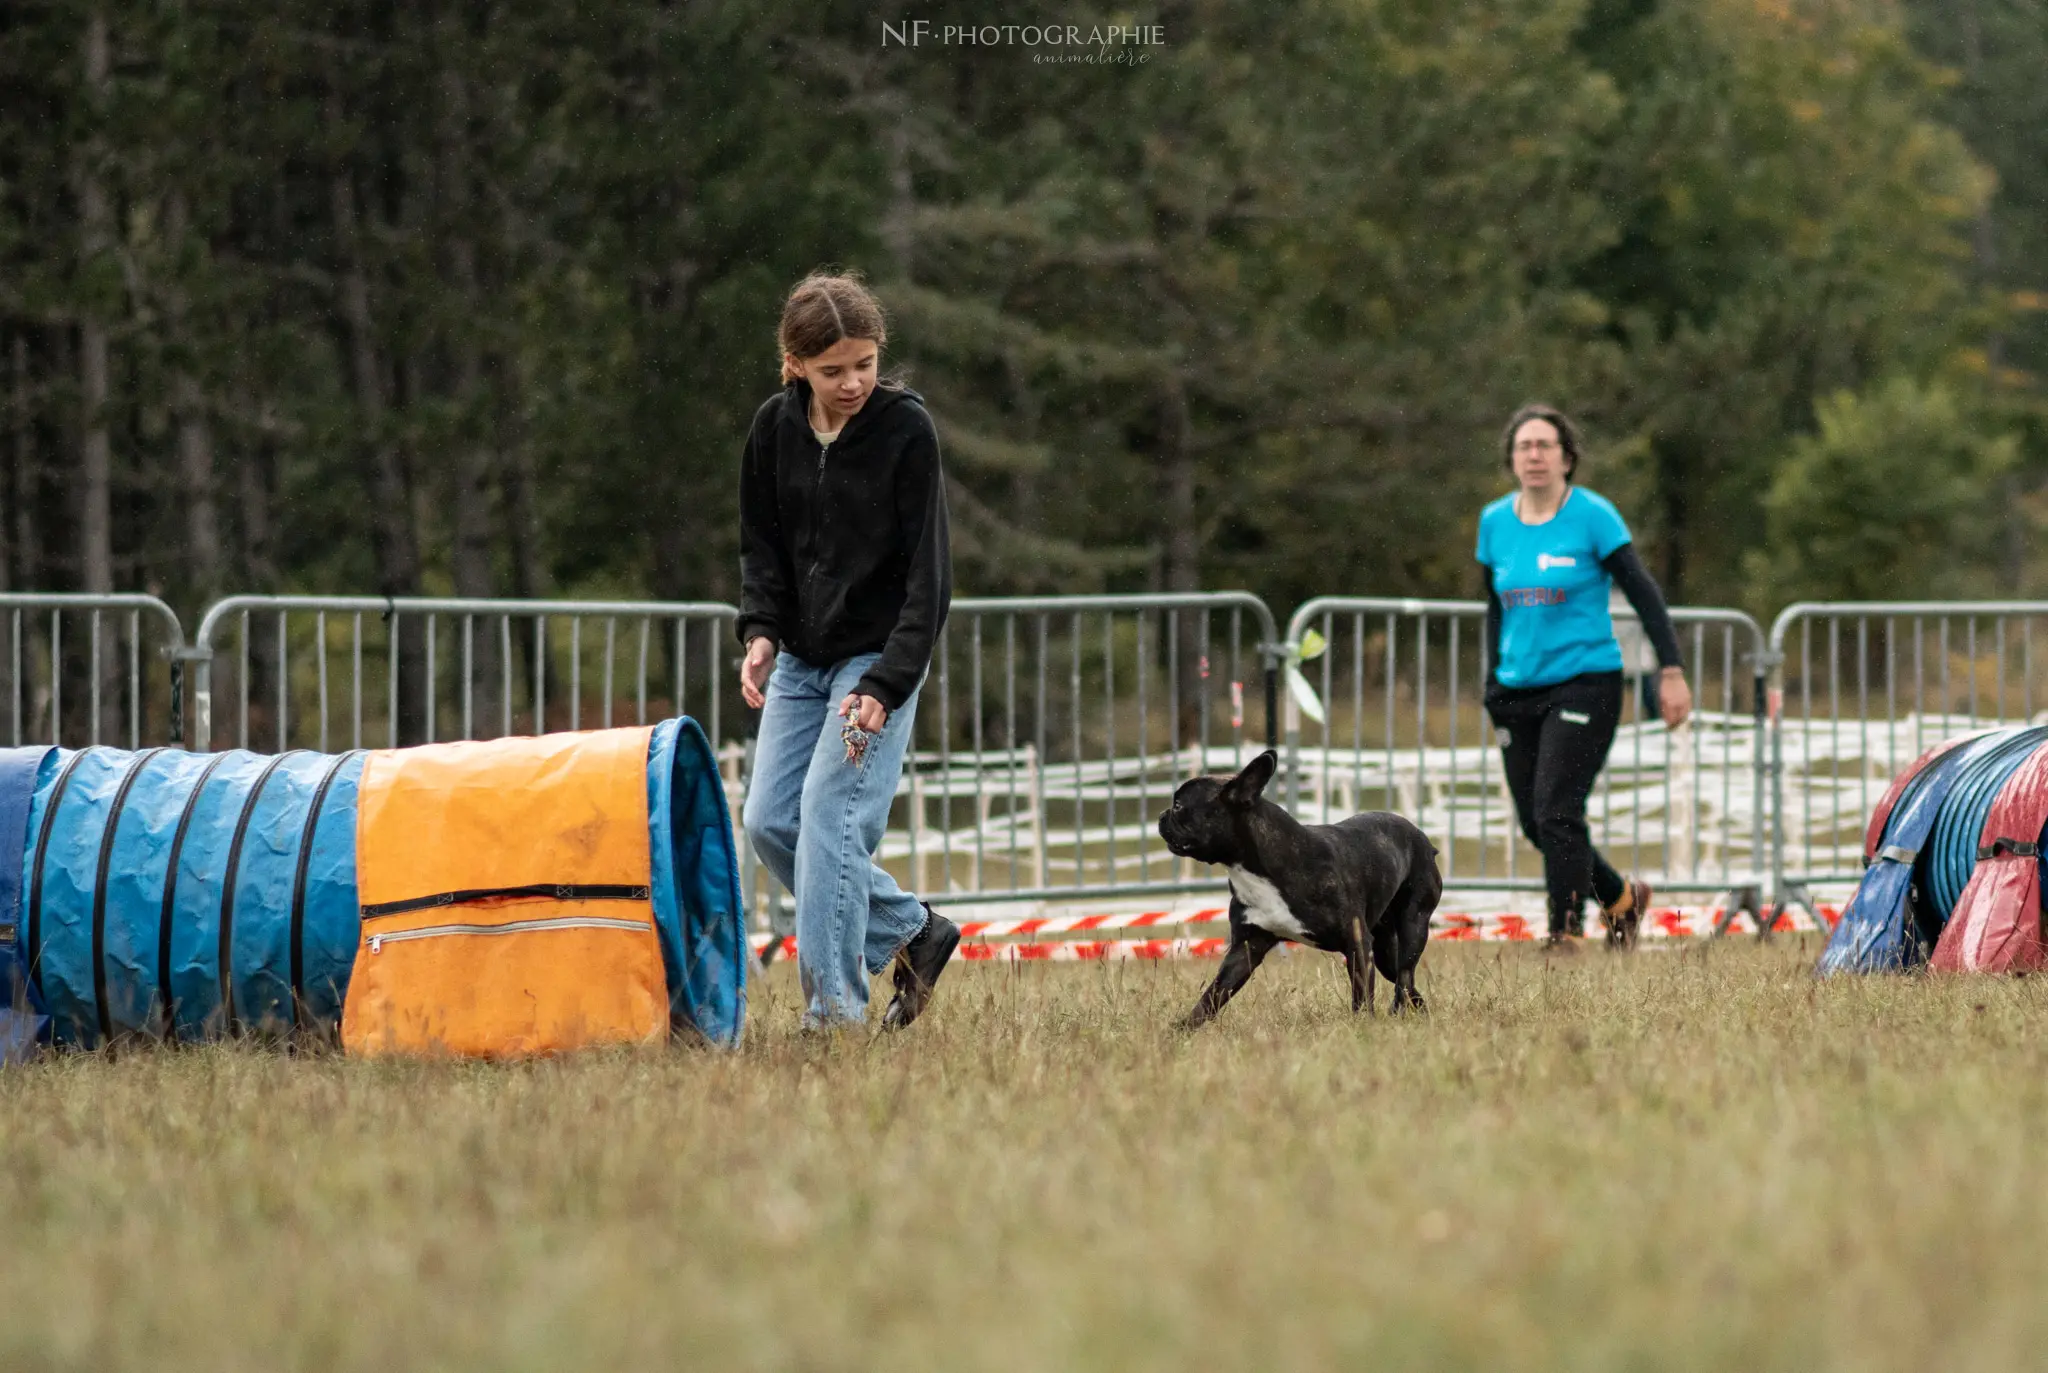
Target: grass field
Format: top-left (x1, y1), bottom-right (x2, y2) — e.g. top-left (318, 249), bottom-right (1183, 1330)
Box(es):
top-left (2, 935), bottom-right (2044, 1371)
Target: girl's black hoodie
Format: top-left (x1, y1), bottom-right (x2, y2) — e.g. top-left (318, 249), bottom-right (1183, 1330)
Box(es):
top-left (736, 380), bottom-right (952, 712)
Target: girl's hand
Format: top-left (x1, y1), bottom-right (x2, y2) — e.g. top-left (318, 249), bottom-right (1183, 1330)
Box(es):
top-left (740, 637), bottom-right (777, 709)
top-left (1658, 667), bottom-right (1692, 730)
top-left (839, 692), bottom-right (888, 734)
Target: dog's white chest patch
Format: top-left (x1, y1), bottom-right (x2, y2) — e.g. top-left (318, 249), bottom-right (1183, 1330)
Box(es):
top-left (1228, 866), bottom-right (1311, 942)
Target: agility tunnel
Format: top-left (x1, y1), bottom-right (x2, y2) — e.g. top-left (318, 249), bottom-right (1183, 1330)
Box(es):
top-left (0, 718), bottom-right (745, 1058)
top-left (1819, 723), bottom-right (2048, 976)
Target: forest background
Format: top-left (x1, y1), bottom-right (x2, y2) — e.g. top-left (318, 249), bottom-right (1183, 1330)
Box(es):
top-left (0, 0), bottom-right (2041, 628)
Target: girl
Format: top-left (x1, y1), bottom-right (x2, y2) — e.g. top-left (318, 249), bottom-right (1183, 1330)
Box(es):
top-left (736, 272), bottom-right (959, 1030)
top-left (1475, 404), bottom-right (1693, 950)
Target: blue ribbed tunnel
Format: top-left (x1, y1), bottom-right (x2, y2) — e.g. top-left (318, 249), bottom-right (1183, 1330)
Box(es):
top-left (1923, 726), bottom-right (2048, 921)
top-left (2, 717), bottom-right (745, 1051)
top-left (22, 747), bottom-right (364, 1044)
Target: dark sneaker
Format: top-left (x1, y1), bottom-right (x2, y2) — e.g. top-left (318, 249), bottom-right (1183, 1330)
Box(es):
top-left (881, 905), bottom-right (960, 1031)
top-left (1603, 877), bottom-right (1651, 950)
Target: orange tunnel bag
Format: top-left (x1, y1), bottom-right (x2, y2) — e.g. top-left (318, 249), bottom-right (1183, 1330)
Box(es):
top-left (342, 727), bottom-right (666, 1058)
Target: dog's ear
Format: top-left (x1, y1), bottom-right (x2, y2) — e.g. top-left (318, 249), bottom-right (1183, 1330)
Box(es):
top-left (1222, 749), bottom-right (1278, 805)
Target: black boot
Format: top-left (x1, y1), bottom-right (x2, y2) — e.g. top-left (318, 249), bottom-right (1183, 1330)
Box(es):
top-left (1602, 877), bottom-right (1651, 950)
top-left (881, 904), bottom-right (960, 1031)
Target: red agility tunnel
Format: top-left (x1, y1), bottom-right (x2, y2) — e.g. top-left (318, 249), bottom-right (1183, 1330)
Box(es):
top-left (1931, 741), bottom-right (2048, 974)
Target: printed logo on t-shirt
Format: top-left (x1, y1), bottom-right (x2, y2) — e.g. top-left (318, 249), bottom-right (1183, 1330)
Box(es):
top-left (1536, 553), bottom-right (1578, 571)
top-left (1501, 587), bottom-right (1568, 608)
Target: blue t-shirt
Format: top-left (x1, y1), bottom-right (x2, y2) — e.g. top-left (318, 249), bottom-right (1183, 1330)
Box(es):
top-left (1475, 487), bottom-right (1633, 688)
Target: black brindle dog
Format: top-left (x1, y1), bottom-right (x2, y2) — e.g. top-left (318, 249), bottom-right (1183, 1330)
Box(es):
top-left (1157, 750), bottom-right (1439, 1028)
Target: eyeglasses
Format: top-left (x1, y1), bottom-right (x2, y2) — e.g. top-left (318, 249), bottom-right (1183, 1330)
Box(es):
top-left (1513, 439), bottom-right (1562, 454)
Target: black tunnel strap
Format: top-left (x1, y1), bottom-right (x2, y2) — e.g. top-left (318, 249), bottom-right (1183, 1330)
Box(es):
top-left (1876, 844), bottom-right (1918, 866)
top-left (360, 884), bottom-right (652, 920)
top-left (26, 748), bottom-right (95, 1000)
top-left (1977, 838), bottom-right (2042, 862)
top-left (90, 748), bottom-right (166, 1045)
top-left (157, 751), bottom-right (234, 1036)
top-left (218, 751), bottom-right (306, 1035)
top-left (288, 750), bottom-right (363, 1023)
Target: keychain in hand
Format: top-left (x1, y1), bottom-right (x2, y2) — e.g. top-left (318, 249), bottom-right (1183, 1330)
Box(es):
top-left (841, 717), bottom-right (871, 766)
top-left (840, 692), bottom-right (886, 765)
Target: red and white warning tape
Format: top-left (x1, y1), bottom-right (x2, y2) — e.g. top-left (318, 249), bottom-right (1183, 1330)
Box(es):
top-left (954, 908), bottom-right (1220, 939)
top-left (1432, 905), bottom-right (1841, 942)
top-left (960, 937), bottom-right (1231, 961)
top-left (747, 901), bottom-right (1842, 961)
top-left (746, 934), bottom-right (1233, 962)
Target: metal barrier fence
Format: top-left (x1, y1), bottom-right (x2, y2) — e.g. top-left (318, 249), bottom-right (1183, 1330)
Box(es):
top-left (880, 592), bottom-right (1282, 908)
top-left (0, 594), bottom-right (187, 748)
top-left (1281, 597), bottom-right (1770, 926)
top-left (189, 596), bottom-right (740, 752)
top-left (58, 587), bottom-right (2048, 937)
top-left (1766, 601), bottom-right (2048, 918)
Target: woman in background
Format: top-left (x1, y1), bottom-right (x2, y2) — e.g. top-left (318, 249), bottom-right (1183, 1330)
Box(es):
top-left (1475, 404), bottom-right (1692, 950)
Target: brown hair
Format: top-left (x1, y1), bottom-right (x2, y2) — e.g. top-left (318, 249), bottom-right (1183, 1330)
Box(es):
top-left (778, 271), bottom-right (891, 384)
top-left (1500, 403), bottom-right (1582, 481)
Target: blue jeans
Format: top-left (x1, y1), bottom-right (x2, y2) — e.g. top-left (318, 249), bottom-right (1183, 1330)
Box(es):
top-left (742, 651), bottom-right (928, 1028)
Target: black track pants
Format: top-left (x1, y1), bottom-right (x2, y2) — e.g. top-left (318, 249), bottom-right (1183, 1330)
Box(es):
top-left (1487, 671), bottom-right (1628, 936)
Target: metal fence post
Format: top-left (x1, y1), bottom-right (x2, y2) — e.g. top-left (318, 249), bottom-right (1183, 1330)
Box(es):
top-left (1262, 639), bottom-right (1281, 752)
top-left (1748, 644), bottom-right (1773, 935)
top-left (1764, 603), bottom-right (1811, 927)
top-left (1756, 641), bottom-right (1783, 933)
top-left (181, 646), bottom-right (213, 750)
top-left (167, 658), bottom-right (184, 747)
top-left (1711, 636), bottom-right (1775, 939)
top-left (1281, 635), bottom-right (1302, 817)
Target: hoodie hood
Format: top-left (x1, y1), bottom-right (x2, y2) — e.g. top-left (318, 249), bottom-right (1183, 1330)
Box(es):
top-left (779, 379), bottom-right (924, 437)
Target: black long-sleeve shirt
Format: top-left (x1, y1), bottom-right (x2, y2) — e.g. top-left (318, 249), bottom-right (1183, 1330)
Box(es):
top-left (737, 381), bottom-right (952, 712)
top-left (1485, 543), bottom-right (1683, 683)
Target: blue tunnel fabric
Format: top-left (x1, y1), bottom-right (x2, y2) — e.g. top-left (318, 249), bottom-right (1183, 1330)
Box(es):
top-left (25, 747), bottom-right (367, 1045)
top-left (1818, 728), bottom-right (2007, 976)
top-left (0, 746), bottom-right (55, 1062)
top-left (1817, 726), bottom-right (2047, 976)
top-left (648, 717), bottom-right (748, 1045)
top-left (10, 720), bottom-right (744, 1051)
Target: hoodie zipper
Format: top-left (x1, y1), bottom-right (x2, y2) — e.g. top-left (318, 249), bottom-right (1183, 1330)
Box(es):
top-left (789, 382), bottom-right (887, 644)
top-left (366, 914), bottom-right (648, 954)
top-left (797, 435), bottom-right (829, 638)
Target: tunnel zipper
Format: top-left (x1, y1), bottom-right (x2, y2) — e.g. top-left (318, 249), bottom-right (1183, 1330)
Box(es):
top-left (367, 914), bottom-right (648, 954)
